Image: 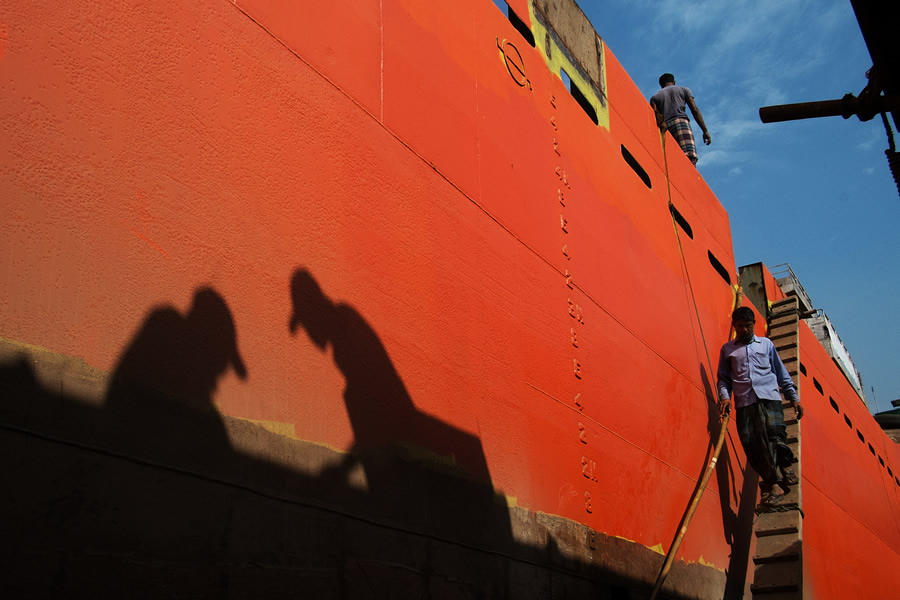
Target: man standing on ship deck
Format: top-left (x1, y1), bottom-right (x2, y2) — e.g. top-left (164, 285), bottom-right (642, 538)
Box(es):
top-left (650, 73), bottom-right (711, 165)
top-left (716, 307), bottom-right (804, 507)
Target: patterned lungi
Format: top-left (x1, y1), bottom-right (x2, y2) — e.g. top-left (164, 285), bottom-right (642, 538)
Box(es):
top-left (666, 116), bottom-right (698, 165)
top-left (736, 399), bottom-right (795, 487)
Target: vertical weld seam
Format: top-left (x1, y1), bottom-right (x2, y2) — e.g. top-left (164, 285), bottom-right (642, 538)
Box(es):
top-left (380, 0), bottom-right (385, 122)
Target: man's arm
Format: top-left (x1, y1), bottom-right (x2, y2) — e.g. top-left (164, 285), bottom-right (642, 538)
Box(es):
top-left (686, 96), bottom-right (711, 145)
top-left (770, 341), bottom-right (804, 419)
top-left (650, 98), bottom-right (666, 130)
top-left (716, 346), bottom-right (733, 416)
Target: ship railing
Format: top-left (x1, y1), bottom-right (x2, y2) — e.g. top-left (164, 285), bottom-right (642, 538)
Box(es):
top-left (770, 263), bottom-right (815, 315)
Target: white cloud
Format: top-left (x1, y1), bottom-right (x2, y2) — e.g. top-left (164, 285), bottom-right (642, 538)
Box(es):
top-left (707, 117), bottom-right (767, 147)
top-left (617, 0), bottom-right (861, 169)
top-left (857, 129), bottom-right (882, 150)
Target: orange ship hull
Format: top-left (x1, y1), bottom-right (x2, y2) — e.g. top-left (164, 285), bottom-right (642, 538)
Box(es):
top-left (1, 0), bottom-right (898, 597)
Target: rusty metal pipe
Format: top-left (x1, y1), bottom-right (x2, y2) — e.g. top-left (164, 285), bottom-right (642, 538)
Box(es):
top-left (760, 95), bottom-right (900, 123)
top-left (759, 99), bottom-right (851, 123)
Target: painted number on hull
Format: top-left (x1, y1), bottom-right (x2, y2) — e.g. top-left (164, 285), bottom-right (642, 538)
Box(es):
top-left (582, 457), bottom-right (598, 481)
top-left (568, 298), bottom-right (583, 323)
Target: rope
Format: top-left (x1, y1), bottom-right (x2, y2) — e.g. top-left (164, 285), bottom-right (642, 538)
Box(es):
top-left (755, 502), bottom-right (805, 518)
top-left (649, 413), bottom-right (730, 600)
top-left (648, 128), bottom-right (733, 600)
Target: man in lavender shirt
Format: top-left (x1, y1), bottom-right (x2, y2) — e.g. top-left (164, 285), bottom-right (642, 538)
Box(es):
top-left (717, 307), bottom-right (804, 506)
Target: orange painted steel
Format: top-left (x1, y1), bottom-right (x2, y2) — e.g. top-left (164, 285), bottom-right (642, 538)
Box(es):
top-left (0, 0), bottom-right (898, 596)
top-left (650, 413), bottom-right (731, 600)
top-left (796, 322), bottom-right (900, 598)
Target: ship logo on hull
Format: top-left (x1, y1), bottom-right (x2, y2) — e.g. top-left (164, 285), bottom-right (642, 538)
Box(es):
top-left (497, 37), bottom-right (531, 90)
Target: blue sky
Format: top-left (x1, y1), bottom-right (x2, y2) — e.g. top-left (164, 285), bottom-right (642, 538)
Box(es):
top-left (571, 0), bottom-right (900, 413)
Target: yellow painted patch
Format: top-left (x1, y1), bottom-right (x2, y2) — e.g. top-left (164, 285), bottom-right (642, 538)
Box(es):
top-left (239, 417), bottom-right (299, 439)
top-left (498, 493), bottom-right (519, 508)
top-left (233, 417), bottom-right (348, 455)
top-left (648, 543), bottom-right (665, 556)
top-left (528, 2), bottom-right (610, 130)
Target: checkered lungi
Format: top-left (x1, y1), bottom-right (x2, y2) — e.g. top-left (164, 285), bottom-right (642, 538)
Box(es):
top-left (736, 399), bottom-right (795, 487)
top-left (666, 116), bottom-right (698, 165)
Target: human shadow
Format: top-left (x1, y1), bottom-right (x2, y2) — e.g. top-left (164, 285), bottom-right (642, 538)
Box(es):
top-left (0, 277), bottom-right (721, 598)
top-left (0, 281), bottom-right (521, 597)
top-left (104, 287), bottom-right (246, 465)
top-left (698, 364), bottom-right (737, 545)
top-left (0, 287), bottom-right (250, 593)
top-left (287, 267), bottom-right (509, 547)
top-left (698, 364), bottom-right (757, 600)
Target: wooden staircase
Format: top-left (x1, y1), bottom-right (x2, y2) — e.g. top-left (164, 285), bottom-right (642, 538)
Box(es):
top-left (749, 296), bottom-right (804, 599)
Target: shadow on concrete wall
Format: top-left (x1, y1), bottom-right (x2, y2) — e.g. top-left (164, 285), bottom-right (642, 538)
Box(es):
top-left (0, 272), bottom-right (725, 599)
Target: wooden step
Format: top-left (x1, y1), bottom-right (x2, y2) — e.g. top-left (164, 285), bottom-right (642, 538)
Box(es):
top-left (777, 484), bottom-right (801, 506)
top-left (751, 591), bottom-right (802, 600)
top-left (772, 338), bottom-right (798, 351)
top-left (769, 322), bottom-right (799, 341)
top-left (771, 297), bottom-right (799, 311)
top-left (770, 303), bottom-right (800, 319)
top-left (751, 560), bottom-right (802, 594)
top-left (756, 511), bottom-right (801, 537)
top-left (786, 422), bottom-right (800, 444)
top-left (753, 297), bottom-right (805, 598)
top-left (754, 534), bottom-right (802, 564)
top-left (769, 313), bottom-right (801, 323)
top-left (777, 346), bottom-right (799, 363)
